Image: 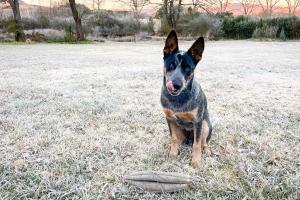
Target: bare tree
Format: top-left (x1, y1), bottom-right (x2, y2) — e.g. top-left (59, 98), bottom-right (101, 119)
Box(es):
top-left (151, 0), bottom-right (203, 29)
top-left (237, 0), bottom-right (257, 15)
top-left (92, 0), bottom-right (104, 10)
top-left (0, 0), bottom-right (25, 41)
top-left (189, 0), bottom-right (232, 14)
top-left (0, 3), bottom-right (3, 19)
top-left (216, 0), bottom-right (230, 12)
top-left (189, 0), bottom-right (212, 13)
top-left (258, 0), bottom-right (280, 16)
top-left (285, 0), bottom-right (300, 15)
top-left (118, 0), bottom-right (150, 26)
top-left (152, 0), bottom-right (233, 29)
top-left (68, 0), bottom-right (84, 40)
top-left (159, 0), bottom-right (183, 29)
top-left (76, 3), bottom-right (92, 20)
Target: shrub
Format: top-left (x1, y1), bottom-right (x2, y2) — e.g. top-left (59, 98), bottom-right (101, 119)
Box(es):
top-left (2, 10), bottom-right (300, 40)
top-left (64, 25), bottom-right (76, 42)
top-left (49, 17), bottom-right (74, 30)
top-left (215, 12), bottom-right (233, 19)
top-left (37, 16), bottom-right (50, 29)
top-left (279, 28), bottom-right (287, 40)
top-left (0, 18), bottom-right (17, 33)
top-left (85, 10), bottom-right (139, 37)
top-left (116, 15), bottom-right (140, 36)
top-left (266, 17), bottom-right (295, 38)
top-left (22, 17), bottom-right (39, 29)
top-left (0, 32), bottom-right (14, 42)
top-left (293, 18), bottom-right (300, 39)
top-left (221, 15), bottom-right (257, 39)
top-left (22, 16), bottom-right (50, 29)
top-left (208, 18), bottom-right (223, 40)
top-left (252, 25), bottom-right (278, 39)
top-left (178, 13), bottom-right (211, 36)
top-left (145, 17), bottom-right (155, 35)
top-left (257, 16), bottom-right (300, 39)
top-left (158, 17), bottom-right (172, 35)
top-left (175, 13), bottom-right (222, 39)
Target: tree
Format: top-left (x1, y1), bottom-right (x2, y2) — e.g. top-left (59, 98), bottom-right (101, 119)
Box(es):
top-left (237, 0), bottom-right (257, 15)
top-left (163, 0), bottom-right (183, 29)
top-left (76, 3), bottom-right (92, 19)
top-left (188, 0), bottom-right (213, 13)
top-left (153, 0), bottom-right (234, 29)
top-left (0, 4), bottom-right (3, 19)
top-left (285, 0), bottom-right (300, 15)
top-left (153, 0), bottom-right (208, 29)
top-left (187, 0), bottom-right (232, 14)
top-left (68, 0), bottom-right (84, 40)
top-left (92, 0), bottom-right (104, 10)
top-left (118, 0), bottom-right (150, 28)
top-left (258, 0), bottom-right (280, 16)
top-left (150, 0), bottom-right (183, 29)
top-left (215, 0), bottom-right (231, 12)
top-left (0, 0), bottom-right (25, 41)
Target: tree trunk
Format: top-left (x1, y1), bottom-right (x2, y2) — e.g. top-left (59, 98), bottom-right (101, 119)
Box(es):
top-left (69, 0), bottom-right (84, 40)
top-left (170, 0), bottom-right (175, 29)
top-left (175, 0), bottom-right (182, 27)
top-left (8, 0), bottom-right (25, 42)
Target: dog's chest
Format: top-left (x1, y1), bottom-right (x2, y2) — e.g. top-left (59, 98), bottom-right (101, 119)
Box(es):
top-left (163, 108), bottom-right (198, 130)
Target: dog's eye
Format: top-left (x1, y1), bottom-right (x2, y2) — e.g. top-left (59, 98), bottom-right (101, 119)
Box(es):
top-left (185, 67), bottom-right (192, 77)
top-left (181, 62), bottom-right (188, 69)
top-left (186, 70), bottom-right (192, 77)
top-left (167, 63), bottom-right (176, 71)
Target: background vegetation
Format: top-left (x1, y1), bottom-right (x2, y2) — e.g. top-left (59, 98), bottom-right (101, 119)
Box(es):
top-left (1, 10), bottom-right (300, 42)
top-left (159, 11), bottom-right (300, 39)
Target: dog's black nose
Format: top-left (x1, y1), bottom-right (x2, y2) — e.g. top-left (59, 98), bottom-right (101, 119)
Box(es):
top-left (173, 80), bottom-right (182, 90)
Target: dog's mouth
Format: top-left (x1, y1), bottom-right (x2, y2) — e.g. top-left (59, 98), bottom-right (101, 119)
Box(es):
top-left (170, 90), bottom-right (181, 96)
top-left (166, 80), bottom-right (182, 96)
top-left (166, 87), bottom-right (181, 96)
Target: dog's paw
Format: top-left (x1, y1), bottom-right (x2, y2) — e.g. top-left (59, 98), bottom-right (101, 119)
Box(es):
top-left (190, 158), bottom-right (201, 168)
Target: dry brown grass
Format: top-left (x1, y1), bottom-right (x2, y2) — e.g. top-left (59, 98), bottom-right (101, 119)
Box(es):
top-left (0, 41), bottom-right (299, 199)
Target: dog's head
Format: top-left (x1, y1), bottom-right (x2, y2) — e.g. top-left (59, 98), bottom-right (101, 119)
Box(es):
top-left (163, 30), bottom-right (204, 96)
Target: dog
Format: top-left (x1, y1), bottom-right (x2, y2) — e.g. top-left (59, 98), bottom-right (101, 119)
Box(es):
top-left (161, 30), bottom-right (212, 168)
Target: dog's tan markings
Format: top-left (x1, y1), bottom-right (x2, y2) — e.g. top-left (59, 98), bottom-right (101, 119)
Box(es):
top-left (191, 120), bottom-right (210, 167)
top-left (163, 108), bottom-right (175, 119)
top-left (200, 120), bottom-right (211, 155)
top-left (191, 125), bottom-right (202, 168)
top-left (169, 121), bottom-right (185, 159)
top-left (175, 107), bottom-right (198, 122)
top-left (163, 67), bottom-right (167, 76)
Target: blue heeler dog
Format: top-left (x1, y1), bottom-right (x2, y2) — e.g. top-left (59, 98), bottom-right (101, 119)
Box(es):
top-left (161, 30), bottom-right (212, 168)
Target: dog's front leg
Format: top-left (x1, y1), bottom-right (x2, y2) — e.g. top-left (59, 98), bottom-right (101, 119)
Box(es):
top-left (191, 122), bottom-right (202, 168)
top-left (168, 120), bottom-right (185, 159)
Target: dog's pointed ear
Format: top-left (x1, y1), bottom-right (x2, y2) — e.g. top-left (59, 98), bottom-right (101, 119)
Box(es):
top-left (187, 37), bottom-right (204, 64)
top-left (164, 30), bottom-right (179, 58)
